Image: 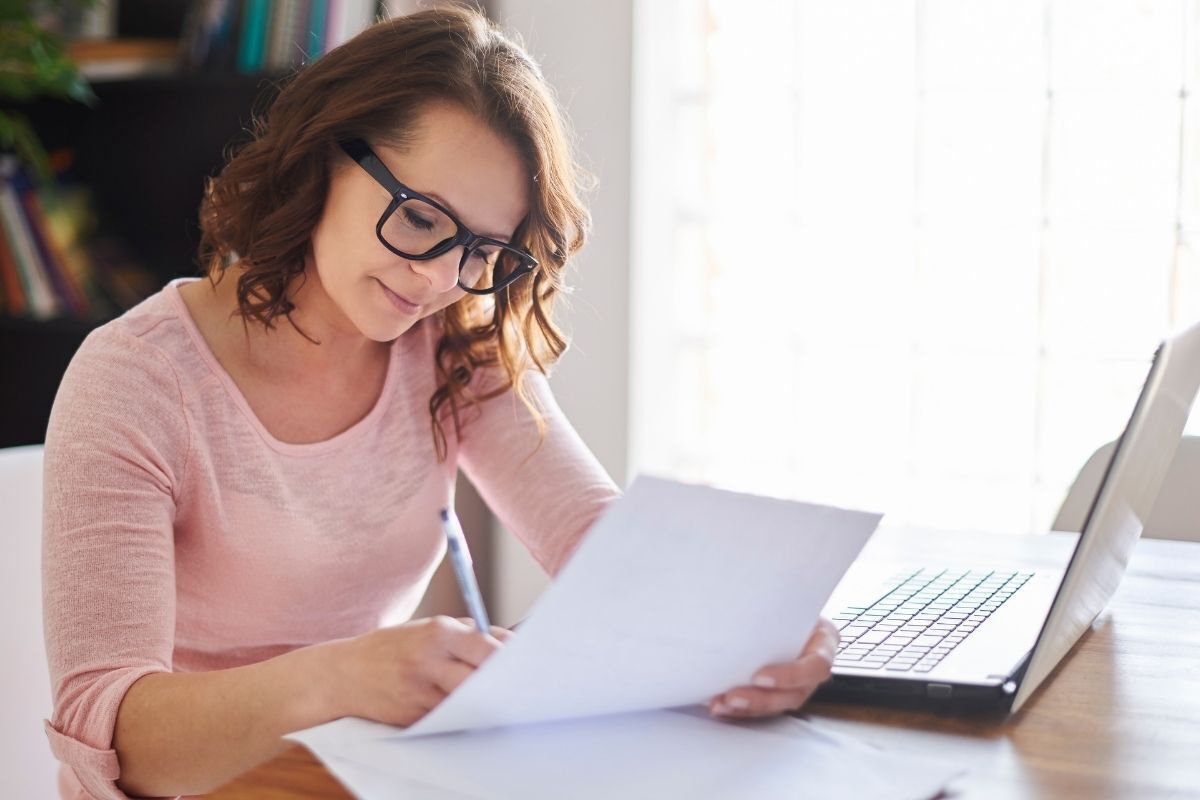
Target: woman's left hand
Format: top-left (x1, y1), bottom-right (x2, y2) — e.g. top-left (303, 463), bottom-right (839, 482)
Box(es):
top-left (708, 617), bottom-right (840, 718)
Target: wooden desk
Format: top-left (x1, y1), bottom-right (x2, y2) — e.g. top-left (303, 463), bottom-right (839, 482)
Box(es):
top-left (212, 533), bottom-right (1200, 799)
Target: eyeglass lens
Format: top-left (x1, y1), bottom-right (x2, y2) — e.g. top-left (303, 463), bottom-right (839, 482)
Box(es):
top-left (382, 198), bottom-right (527, 292)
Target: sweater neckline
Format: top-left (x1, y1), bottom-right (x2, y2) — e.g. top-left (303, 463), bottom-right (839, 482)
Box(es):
top-left (165, 277), bottom-right (398, 457)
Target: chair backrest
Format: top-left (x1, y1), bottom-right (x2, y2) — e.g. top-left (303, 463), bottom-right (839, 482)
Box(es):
top-left (1054, 435), bottom-right (1200, 542)
top-left (0, 445), bottom-right (58, 796)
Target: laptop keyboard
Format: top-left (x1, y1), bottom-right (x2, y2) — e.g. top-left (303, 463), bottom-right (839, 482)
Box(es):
top-left (831, 567), bottom-right (1033, 673)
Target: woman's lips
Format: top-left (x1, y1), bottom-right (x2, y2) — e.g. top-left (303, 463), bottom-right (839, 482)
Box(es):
top-left (376, 278), bottom-right (420, 315)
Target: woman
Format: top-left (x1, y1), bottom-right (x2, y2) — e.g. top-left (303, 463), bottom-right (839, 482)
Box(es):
top-left (41, 7), bottom-right (839, 799)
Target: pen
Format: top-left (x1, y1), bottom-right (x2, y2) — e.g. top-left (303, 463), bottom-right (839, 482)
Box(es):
top-left (440, 507), bottom-right (491, 633)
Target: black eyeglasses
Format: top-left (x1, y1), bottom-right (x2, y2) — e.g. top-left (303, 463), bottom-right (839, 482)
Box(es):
top-left (338, 138), bottom-right (538, 295)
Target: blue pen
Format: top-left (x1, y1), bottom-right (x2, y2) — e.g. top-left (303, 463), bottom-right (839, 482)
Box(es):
top-left (440, 507), bottom-right (491, 633)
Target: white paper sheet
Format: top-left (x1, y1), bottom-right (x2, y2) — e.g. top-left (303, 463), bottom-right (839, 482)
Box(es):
top-left (291, 710), bottom-right (964, 800)
top-left (405, 475), bottom-right (882, 736)
top-left (286, 476), bottom-right (924, 798)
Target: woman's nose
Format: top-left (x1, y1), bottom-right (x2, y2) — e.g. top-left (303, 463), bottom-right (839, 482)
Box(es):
top-left (410, 248), bottom-right (461, 293)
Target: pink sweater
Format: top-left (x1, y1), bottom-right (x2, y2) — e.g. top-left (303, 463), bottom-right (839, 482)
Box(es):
top-left (41, 277), bottom-right (619, 799)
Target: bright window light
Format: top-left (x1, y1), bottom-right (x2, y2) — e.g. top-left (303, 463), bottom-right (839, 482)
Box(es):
top-left (630, 0), bottom-right (1200, 534)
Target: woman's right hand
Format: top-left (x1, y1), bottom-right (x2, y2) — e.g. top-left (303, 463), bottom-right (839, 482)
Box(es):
top-left (331, 615), bottom-right (511, 727)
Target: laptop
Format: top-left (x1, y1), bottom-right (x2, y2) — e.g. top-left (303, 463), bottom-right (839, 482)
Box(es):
top-left (814, 319), bottom-right (1200, 713)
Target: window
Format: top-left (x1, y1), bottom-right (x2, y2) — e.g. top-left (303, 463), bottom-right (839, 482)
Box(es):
top-left (631, 0), bottom-right (1200, 533)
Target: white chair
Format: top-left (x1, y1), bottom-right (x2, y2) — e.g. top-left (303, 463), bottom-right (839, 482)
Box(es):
top-left (1053, 436), bottom-right (1200, 542)
top-left (0, 445), bottom-right (59, 796)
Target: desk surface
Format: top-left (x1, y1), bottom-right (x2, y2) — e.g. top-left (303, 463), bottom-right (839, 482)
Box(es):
top-left (212, 531), bottom-right (1200, 799)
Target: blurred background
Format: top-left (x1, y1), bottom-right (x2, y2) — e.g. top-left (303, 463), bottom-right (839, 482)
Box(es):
top-left (3, 0), bottom-right (1199, 625)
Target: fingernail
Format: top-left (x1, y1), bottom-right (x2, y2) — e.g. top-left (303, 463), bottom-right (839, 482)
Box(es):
top-left (753, 674), bottom-right (776, 689)
top-left (728, 696), bottom-right (750, 709)
top-left (712, 702), bottom-right (731, 715)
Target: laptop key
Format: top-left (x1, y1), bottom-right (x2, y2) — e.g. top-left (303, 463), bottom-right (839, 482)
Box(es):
top-left (911, 634), bottom-right (945, 647)
top-left (888, 656), bottom-right (919, 665)
top-left (854, 661), bottom-right (886, 670)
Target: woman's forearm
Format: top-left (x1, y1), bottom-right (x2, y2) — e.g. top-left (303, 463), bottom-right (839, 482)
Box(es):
top-left (112, 638), bottom-right (349, 797)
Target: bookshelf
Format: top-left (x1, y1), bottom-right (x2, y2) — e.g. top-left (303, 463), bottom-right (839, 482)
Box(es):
top-left (0, 0), bottom-right (384, 448)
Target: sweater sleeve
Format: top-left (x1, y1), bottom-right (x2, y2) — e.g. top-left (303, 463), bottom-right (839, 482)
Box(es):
top-left (41, 325), bottom-right (191, 800)
top-left (457, 369), bottom-right (621, 576)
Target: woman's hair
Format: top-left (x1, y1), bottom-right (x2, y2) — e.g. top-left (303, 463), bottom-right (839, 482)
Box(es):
top-left (197, 4), bottom-right (591, 458)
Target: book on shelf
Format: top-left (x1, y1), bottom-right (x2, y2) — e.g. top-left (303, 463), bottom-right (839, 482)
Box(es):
top-left (266, 0), bottom-right (299, 70)
top-left (55, 1), bottom-right (389, 82)
top-left (0, 158), bottom-right (61, 320)
top-left (235, 0), bottom-right (271, 72)
top-left (307, 0), bottom-right (329, 62)
top-left (15, 166), bottom-right (89, 317)
top-left (181, 0), bottom-right (242, 74)
top-left (188, 0), bottom-right (380, 76)
top-left (0, 221), bottom-right (25, 317)
top-left (0, 155), bottom-right (156, 323)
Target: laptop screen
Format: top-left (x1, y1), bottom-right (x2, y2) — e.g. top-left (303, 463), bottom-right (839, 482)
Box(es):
top-left (1011, 322), bottom-right (1200, 712)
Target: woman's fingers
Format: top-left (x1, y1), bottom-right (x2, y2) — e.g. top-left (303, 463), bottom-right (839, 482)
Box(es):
top-left (813, 616), bottom-right (840, 649)
top-left (709, 653), bottom-right (832, 718)
top-left (418, 618), bottom-right (513, 699)
top-left (430, 658), bottom-right (476, 696)
top-left (452, 618), bottom-right (515, 644)
top-left (434, 617), bottom-right (502, 666)
top-left (708, 685), bottom-right (818, 718)
top-left (750, 651), bottom-right (835, 692)
top-left (708, 618), bottom-right (841, 719)
top-left (748, 618), bottom-right (838, 690)
top-left (801, 616), bottom-right (840, 657)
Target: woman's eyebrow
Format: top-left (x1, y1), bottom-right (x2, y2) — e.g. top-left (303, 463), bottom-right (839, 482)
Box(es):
top-left (422, 189), bottom-right (512, 242)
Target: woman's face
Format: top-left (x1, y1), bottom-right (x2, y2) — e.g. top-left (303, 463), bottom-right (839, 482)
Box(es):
top-left (307, 102), bottom-right (531, 342)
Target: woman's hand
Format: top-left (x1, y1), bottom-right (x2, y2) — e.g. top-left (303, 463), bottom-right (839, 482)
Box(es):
top-left (332, 615), bottom-right (512, 728)
top-left (708, 617), bottom-right (839, 718)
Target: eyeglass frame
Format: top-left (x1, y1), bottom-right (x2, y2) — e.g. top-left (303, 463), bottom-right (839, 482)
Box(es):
top-left (337, 137), bottom-right (539, 296)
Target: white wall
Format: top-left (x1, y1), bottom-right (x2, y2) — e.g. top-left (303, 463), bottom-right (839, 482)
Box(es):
top-left (488, 0), bottom-right (635, 623)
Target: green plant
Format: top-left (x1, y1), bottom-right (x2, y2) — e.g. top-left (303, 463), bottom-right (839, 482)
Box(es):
top-left (0, 0), bottom-right (97, 183)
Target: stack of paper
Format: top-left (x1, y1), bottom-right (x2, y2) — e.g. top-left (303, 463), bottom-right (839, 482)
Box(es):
top-left (294, 711), bottom-right (962, 799)
top-left (289, 476), bottom-right (963, 799)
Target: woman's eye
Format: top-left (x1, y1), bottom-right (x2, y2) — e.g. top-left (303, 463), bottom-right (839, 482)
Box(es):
top-left (402, 208), bottom-right (434, 231)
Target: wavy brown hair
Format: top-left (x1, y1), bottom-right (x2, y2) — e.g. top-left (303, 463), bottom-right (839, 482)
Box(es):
top-left (197, 5), bottom-right (591, 458)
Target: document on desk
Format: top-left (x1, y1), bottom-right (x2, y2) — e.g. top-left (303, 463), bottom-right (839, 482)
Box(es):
top-left (288, 477), bottom-right (964, 798)
top-left (296, 710), bottom-right (965, 800)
